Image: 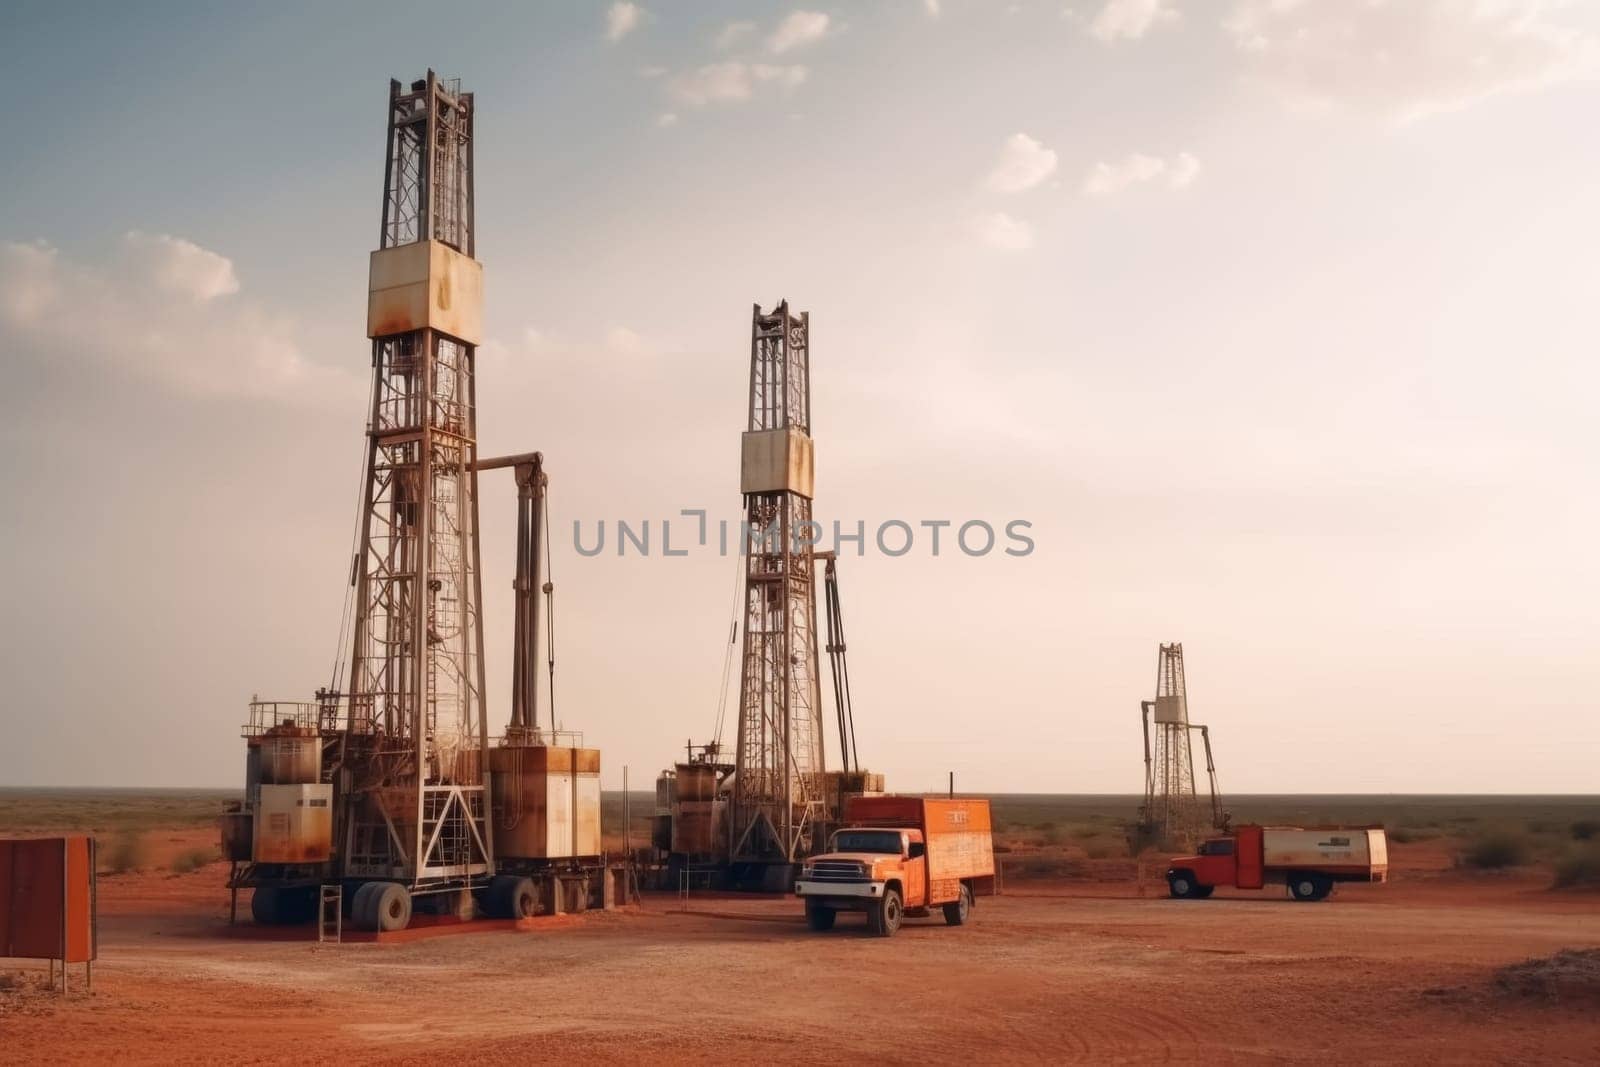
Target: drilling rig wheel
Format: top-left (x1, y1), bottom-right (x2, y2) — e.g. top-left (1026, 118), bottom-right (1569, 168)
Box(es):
top-left (350, 882), bottom-right (382, 930)
top-left (371, 882), bottom-right (413, 931)
top-left (251, 887), bottom-right (316, 925)
top-left (487, 875), bottom-right (539, 919)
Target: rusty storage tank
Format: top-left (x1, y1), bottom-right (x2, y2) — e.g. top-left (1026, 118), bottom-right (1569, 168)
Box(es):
top-left (675, 762), bottom-right (718, 802)
top-left (671, 798), bottom-right (727, 857)
top-left (490, 744), bottom-right (602, 859)
top-left (257, 722), bottom-right (320, 785)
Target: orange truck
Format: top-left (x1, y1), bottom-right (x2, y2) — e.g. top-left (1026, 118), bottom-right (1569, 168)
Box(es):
top-left (1166, 824), bottom-right (1389, 902)
top-left (794, 795), bottom-right (995, 937)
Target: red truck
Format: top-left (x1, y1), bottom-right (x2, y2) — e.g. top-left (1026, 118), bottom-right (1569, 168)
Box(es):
top-left (1167, 824), bottom-right (1388, 902)
top-left (795, 796), bottom-right (995, 937)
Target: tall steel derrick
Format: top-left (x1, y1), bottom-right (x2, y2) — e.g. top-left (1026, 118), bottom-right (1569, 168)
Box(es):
top-left (1139, 643), bottom-right (1223, 845)
top-left (730, 302), bottom-right (824, 869)
top-left (342, 73), bottom-right (493, 886)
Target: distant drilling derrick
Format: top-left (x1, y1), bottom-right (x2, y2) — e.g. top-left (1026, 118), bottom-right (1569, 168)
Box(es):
top-left (730, 302), bottom-right (823, 874)
top-left (343, 72), bottom-right (492, 882)
top-left (1139, 643), bottom-right (1224, 845)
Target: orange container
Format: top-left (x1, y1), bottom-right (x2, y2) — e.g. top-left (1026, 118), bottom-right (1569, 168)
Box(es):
top-left (0, 835), bottom-right (97, 963)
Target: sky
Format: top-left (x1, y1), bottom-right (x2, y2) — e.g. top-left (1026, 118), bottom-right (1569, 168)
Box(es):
top-left (1, 0), bottom-right (1597, 794)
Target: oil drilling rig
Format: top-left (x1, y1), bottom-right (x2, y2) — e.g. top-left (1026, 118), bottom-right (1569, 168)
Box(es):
top-left (654, 303), bottom-right (882, 891)
top-left (219, 73), bottom-right (613, 931)
top-left (1137, 643), bottom-right (1225, 847)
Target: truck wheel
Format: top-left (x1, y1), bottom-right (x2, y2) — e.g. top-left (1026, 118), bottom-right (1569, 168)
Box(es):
top-left (1192, 885), bottom-right (1215, 899)
top-left (1289, 875), bottom-right (1322, 902)
top-left (870, 888), bottom-right (903, 937)
top-left (371, 882), bottom-right (413, 931)
top-left (943, 884), bottom-right (973, 926)
top-left (805, 901), bottom-right (836, 932)
top-left (1167, 872), bottom-right (1198, 899)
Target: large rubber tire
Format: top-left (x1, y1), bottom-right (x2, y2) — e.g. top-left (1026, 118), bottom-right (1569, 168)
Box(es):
top-left (1192, 885), bottom-right (1215, 899)
top-left (1289, 874), bottom-right (1328, 902)
top-left (350, 882), bottom-right (380, 930)
top-left (943, 884), bottom-right (973, 926)
top-left (252, 887), bottom-right (315, 925)
top-left (1168, 871), bottom-right (1200, 899)
top-left (371, 882), bottom-right (413, 931)
top-left (505, 876), bottom-right (539, 919)
top-left (250, 887), bottom-right (281, 925)
top-left (805, 901), bottom-right (836, 932)
top-left (869, 888), bottom-right (903, 938)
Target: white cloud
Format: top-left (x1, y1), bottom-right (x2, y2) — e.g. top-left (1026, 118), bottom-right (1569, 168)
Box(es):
top-left (638, 65), bottom-right (668, 79)
top-left (1224, 0), bottom-right (1600, 123)
top-left (656, 111), bottom-right (679, 128)
top-left (0, 234), bottom-right (351, 400)
top-left (1081, 152), bottom-right (1198, 195)
top-left (984, 132), bottom-right (1059, 194)
top-left (1089, 0), bottom-right (1180, 42)
top-left (715, 20), bottom-right (756, 49)
top-left (1167, 151), bottom-right (1200, 189)
top-left (606, 2), bottom-right (643, 42)
top-left (971, 211), bottom-right (1034, 250)
top-left (126, 230), bottom-right (240, 301)
top-left (769, 11), bottom-right (831, 54)
top-left (669, 62), bottom-right (807, 107)
top-left (606, 325), bottom-right (651, 355)
top-left (924, 0), bottom-right (941, 18)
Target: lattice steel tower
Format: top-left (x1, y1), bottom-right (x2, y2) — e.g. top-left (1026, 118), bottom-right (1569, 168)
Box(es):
top-left (342, 72), bottom-right (493, 884)
top-left (1141, 643), bottom-right (1203, 843)
top-left (730, 302), bottom-right (823, 874)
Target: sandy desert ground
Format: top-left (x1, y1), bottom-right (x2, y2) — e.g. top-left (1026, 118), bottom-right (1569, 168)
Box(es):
top-left (3, 797), bottom-right (1599, 1064)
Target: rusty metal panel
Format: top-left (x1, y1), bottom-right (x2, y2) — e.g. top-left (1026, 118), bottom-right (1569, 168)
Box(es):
top-left (740, 427), bottom-right (814, 499)
top-left (218, 811), bottom-right (254, 861)
top-left (367, 240), bottom-right (483, 344)
top-left (1, 836), bottom-right (96, 963)
top-left (253, 784), bottom-right (333, 863)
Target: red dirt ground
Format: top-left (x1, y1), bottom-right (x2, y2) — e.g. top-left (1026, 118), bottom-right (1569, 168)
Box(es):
top-left (3, 828), bottom-right (1597, 1064)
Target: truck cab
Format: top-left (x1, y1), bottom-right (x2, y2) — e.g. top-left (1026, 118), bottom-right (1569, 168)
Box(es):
top-left (1167, 835), bottom-right (1235, 899)
top-left (796, 826), bottom-right (933, 936)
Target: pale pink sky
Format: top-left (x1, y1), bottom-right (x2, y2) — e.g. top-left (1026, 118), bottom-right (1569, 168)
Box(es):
top-left (1, 1), bottom-right (1597, 792)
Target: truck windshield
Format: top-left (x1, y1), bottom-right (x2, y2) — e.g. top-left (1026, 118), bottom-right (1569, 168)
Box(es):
top-left (832, 830), bottom-right (903, 854)
top-left (1200, 839), bottom-right (1234, 856)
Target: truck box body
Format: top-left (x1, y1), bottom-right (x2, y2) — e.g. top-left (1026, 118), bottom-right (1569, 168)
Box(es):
top-left (1262, 828), bottom-right (1386, 876)
top-left (839, 795), bottom-right (996, 902)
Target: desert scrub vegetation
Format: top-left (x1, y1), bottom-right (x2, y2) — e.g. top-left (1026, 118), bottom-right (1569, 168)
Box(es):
top-left (103, 829), bottom-right (149, 873)
top-left (169, 846), bottom-right (219, 874)
top-left (1387, 826), bottom-right (1440, 844)
top-left (1553, 845), bottom-right (1600, 889)
top-left (1570, 819), bottom-right (1600, 842)
top-left (1461, 828), bottom-right (1532, 870)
